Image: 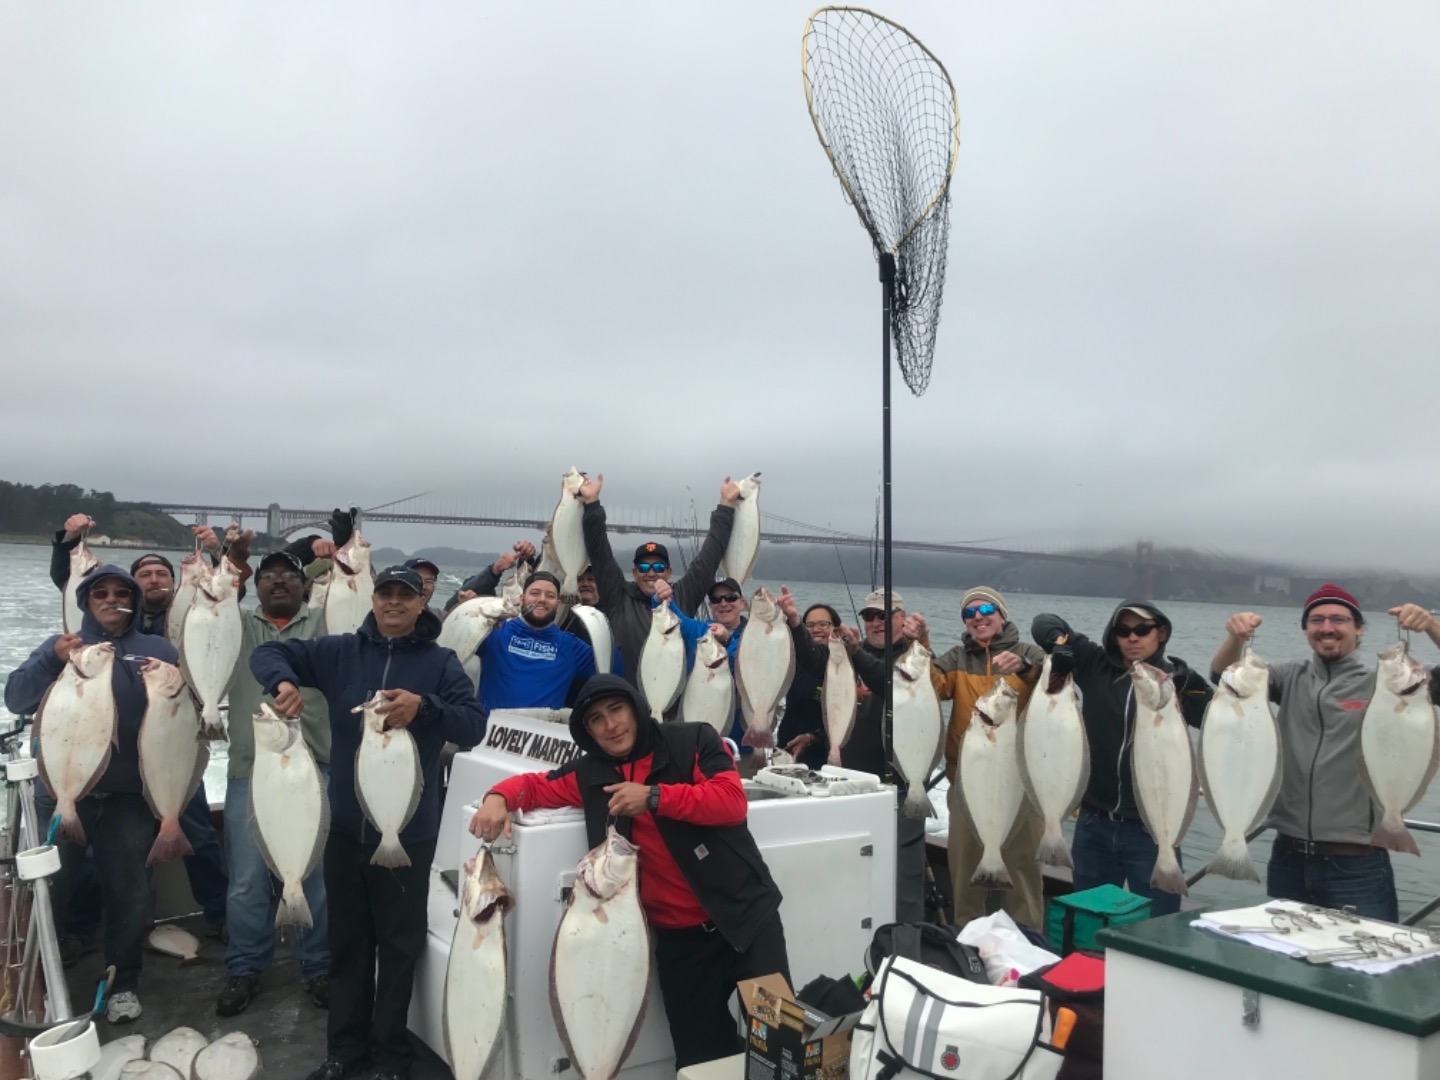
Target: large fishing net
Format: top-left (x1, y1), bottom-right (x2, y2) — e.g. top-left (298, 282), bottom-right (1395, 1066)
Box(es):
top-left (803, 6), bottom-right (959, 395)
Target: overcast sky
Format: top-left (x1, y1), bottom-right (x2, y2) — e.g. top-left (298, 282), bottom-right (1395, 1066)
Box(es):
top-left (2, 3), bottom-right (1437, 570)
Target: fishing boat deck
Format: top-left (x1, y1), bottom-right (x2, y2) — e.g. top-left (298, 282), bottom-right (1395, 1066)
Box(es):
top-left (65, 910), bottom-right (451, 1080)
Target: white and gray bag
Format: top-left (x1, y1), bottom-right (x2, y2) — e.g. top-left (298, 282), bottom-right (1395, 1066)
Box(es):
top-left (850, 955), bottom-right (1065, 1080)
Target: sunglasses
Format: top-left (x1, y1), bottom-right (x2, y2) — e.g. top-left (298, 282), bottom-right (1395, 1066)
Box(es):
top-left (710, 594), bottom-right (741, 604)
top-left (1114, 623), bottom-right (1158, 638)
top-left (634, 562), bottom-right (668, 574)
top-left (90, 588), bottom-right (135, 601)
top-left (860, 611), bottom-right (888, 622)
top-left (962, 603), bottom-right (998, 620)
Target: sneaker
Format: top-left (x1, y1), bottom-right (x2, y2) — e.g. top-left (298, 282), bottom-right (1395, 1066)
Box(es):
top-left (215, 974), bottom-right (262, 1017)
top-left (302, 1057), bottom-right (371, 1080)
top-left (303, 975), bottom-right (330, 1009)
top-left (105, 990), bottom-right (142, 1024)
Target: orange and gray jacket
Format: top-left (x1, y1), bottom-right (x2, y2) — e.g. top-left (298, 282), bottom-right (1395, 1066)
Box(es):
top-left (930, 621), bottom-right (1045, 783)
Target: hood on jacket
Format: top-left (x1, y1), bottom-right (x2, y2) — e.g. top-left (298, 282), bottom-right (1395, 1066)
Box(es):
top-left (75, 564), bottom-right (144, 638)
top-left (1101, 598), bottom-right (1173, 667)
top-left (962, 620), bottom-right (1022, 655)
top-left (355, 608), bottom-right (442, 645)
top-left (567, 673), bottom-right (659, 763)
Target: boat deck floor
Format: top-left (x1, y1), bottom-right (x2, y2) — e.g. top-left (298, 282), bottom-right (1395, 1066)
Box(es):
top-left (65, 913), bottom-right (451, 1079)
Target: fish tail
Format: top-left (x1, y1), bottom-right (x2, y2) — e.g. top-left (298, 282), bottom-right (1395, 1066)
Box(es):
top-left (1373, 812), bottom-right (1421, 857)
top-left (826, 746), bottom-right (842, 767)
top-left (560, 572), bottom-right (577, 597)
top-left (145, 818), bottom-right (194, 866)
top-left (1035, 823), bottom-right (1074, 869)
top-left (56, 805), bottom-right (86, 845)
top-left (1150, 847), bottom-right (1189, 895)
top-left (1205, 835), bottom-right (1260, 883)
top-left (741, 727), bottom-right (775, 750)
top-left (276, 882), bottom-right (314, 928)
top-left (370, 835), bottom-right (412, 869)
top-left (202, 704), bottom-right (225, 737)
top-left (971, 849), bottom-right (1012, 889)
top-left (900, 788), bottom-right (931, 820)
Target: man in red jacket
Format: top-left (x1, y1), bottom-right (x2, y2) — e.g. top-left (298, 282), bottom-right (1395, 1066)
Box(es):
top-left (470, 673), bottom-right (788, 1068)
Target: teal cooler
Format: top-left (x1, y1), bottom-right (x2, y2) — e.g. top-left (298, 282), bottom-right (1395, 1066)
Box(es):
top-left (1047, 884), bottom-right (1151, 953)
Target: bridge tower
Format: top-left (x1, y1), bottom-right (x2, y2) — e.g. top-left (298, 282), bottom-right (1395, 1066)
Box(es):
top-left (267, 503), bottom-right (283, 538)
top-left (1134, 539), bottom-right (1156, 601)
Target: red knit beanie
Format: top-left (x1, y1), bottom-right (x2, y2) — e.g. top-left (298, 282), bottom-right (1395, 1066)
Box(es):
top-left (1302, 583), bottom-right (1363, 626)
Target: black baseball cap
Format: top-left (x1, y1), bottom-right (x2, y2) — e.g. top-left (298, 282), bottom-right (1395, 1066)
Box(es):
top-left (373, 566), bottom-right (425, 594)
top-left (708, 578), bottom-right (744, 601)
top-left (257, 551), bottom-right (304, 576)
top-left (404, 557), bottom-right (441, 576)
top-left (633, 542), bottom-right (670, 566)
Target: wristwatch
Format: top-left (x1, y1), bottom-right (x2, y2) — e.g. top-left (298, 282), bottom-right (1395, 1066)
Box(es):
top-left (646, 785), bottom-right (661, 813)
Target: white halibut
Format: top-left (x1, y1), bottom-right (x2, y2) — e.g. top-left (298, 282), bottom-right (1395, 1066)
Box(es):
top-left (353, 693), bottom-right (423, 868)
top-left (308, 571), bottom-right (331, 617)
top-left (550, 828), bottom-right (649, 1080)
top-left (957, 680), bottom-right (1023, 884)
top-left (138, 661), bottom-right (207, 866)
top-left (1128, 662), bottom-right (1199, 895)
top-left (1359, 643), bottom-right (1440, 856)
top-left (166, 549), bottom-right (208, 649)
top-left (571, 605), bottom-right (614, 675)
top-left (1017, 656), bottom-right (1090, 868)
top-left (551, 467), bottom-right (590, 597)
top-left (324, 531), bottom-right (374, 635)
top-left (120, 1063), bottom-right (182, 1080)
top-left (148, 1027), bottom-right (207, 1079)
top-left (734, 588), bottom-right (795, 748)
top-left (721, 471), bottom-right (762, 586)
top-left (681, 630), bottom-right (734, 734)
top-left (37, 642), bottom-right (118, 844)
top-left (892, 644), bottom-right (944, 820)
top-left (251, 704), bottom-right (329, 926)
top-left (191, 1033), bottom-right (260, 1080)
top-left (823, 637), bottom-right (858, 767)
top-left (439, 595), bottom-right (517, 691)
top-left (639, 600), bottom-right (686, 720)
top-left (445, 847), bottom-right (513, 1080)
top-left (63, 537), bottom-right (99, 634)
top-left (91, 1035), bottom-right (147, 1080)
top-left (182, 558), bottom-right (242, 737)
top-left (1199, 650), bottom-right (1281, 882)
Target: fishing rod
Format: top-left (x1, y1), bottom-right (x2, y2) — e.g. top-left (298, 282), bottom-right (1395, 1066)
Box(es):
top-left (831, 532), bottom-right (860, 626)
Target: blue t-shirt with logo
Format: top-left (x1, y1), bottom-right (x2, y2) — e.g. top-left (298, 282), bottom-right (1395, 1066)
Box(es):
top-left (478, 618), bottom-right (597, 713)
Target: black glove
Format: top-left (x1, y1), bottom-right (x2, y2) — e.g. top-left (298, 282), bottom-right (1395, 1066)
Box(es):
top-left (1030, 613), bottom-right (1071, 653)
top-left (1049, 646), bottom-right (1076, 679)
top-left (329, 506), bottom-right (359, 547)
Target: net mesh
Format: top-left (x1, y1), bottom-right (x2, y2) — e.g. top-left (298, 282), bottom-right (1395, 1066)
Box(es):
top-left (803, 7), bottom-right (959, 395)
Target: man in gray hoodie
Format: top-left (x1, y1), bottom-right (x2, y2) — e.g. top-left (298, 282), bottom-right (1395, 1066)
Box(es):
top-left (1213, 583), bottom-right (1440, 921)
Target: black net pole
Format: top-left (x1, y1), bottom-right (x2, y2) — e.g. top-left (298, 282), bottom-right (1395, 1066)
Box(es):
top-left (880, 251), bottom-right (896, 785)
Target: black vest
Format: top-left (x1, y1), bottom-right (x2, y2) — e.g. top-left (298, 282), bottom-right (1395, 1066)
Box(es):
top-left (552, 722), bottom-right (782, 952)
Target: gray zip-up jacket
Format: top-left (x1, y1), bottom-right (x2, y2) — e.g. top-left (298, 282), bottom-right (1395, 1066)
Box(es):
top-left (1266, 652), bottom-right (1440, 845)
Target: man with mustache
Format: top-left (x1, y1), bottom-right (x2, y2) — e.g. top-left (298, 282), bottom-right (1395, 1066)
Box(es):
top-left (474, 571), bottom-right (596, 716)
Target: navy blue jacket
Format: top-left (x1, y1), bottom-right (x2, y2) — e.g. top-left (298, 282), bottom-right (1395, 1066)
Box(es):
top-left (249, 609), bottom-right (484, 846)
top-left (4, 565), bottom-right (179, 795)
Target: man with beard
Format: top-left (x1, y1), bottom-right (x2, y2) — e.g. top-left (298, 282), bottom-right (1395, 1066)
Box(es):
top-left (469, 674), bottom-right (787, 1069)
top-left (579, 472), bottom-right (739, 678)
top-left (212, 550), bottom-right (332, 1018)
top-left (476, 572), bottom-right (597, 717)
top-left (1212, 585), bottom-right (1440, 921)
top-left (251, 566), bottom-right (483, 1080)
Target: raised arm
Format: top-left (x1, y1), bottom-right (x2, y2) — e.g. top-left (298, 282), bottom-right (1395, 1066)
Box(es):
top-left (671, 479), bottom-right (740, 615)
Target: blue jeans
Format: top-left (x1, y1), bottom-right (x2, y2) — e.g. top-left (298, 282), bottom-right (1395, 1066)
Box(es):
top-left (48, 794), bottom-right (155, 992)
top-left (223, 773), bottom-right (330, 981)
top-left (1266, 841), bottom-right (1397, 922)
top-left (1072, 809), bottom-right (1183, 917)
top-left (181, 782), bottom-right (229, 927)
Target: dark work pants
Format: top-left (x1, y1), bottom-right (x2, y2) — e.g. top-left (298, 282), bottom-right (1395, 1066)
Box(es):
top-left (179, 781), bottom-right (229, 926)
top-left (324, 830), bottom-right (436, 1075)
top-left (654, 913), bottom-right (790, 1069)
top-left (48, 793), bottom-right (154, 992)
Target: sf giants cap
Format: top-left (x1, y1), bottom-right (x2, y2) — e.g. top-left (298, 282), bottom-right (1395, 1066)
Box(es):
top-left (633, 541), bottom-right (670, 566)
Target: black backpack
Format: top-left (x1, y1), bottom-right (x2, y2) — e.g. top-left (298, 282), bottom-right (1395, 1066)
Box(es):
top-left (865, 922), bottom-right (988, 985)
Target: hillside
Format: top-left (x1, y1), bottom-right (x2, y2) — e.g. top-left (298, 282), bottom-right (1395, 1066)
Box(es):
top-left (0, 481), bottom-right (192, 548)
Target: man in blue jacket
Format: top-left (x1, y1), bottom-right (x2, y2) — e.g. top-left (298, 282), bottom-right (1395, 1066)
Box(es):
top-left (250, 565), bottom-right (484, 1080)
top-left (478, 571), bottom-right (596, 716)
top-left (3, 565), bottom-right (179, 1024)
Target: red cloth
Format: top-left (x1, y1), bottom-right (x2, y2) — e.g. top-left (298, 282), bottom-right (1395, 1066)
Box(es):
top-left (1302, 583), bottom-right (1362, 623)
top-left (488, 750), bottom-right (747, 930)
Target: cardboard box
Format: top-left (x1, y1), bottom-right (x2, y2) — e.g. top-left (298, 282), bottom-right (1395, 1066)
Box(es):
top-left (738, 973), bottom-right (863, 1080)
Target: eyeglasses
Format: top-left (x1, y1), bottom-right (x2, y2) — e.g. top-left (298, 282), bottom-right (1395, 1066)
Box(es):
top-left (962, 603), bottom-right (998, 620)
top-left (710, 594), bottom-right (741, 604)
top-left (804, 620), bottom-right (834, 631)
top-left (257, 571), bottom-right (302, 583)
top-left (1306, 614), bottom-right (1354, 627)
top-left (1114, 623), bottom-right (1158, 638)
top-left (634, 562), bottom-right (668, 574)
top-left (860, 611), bottom-right (888, 623)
